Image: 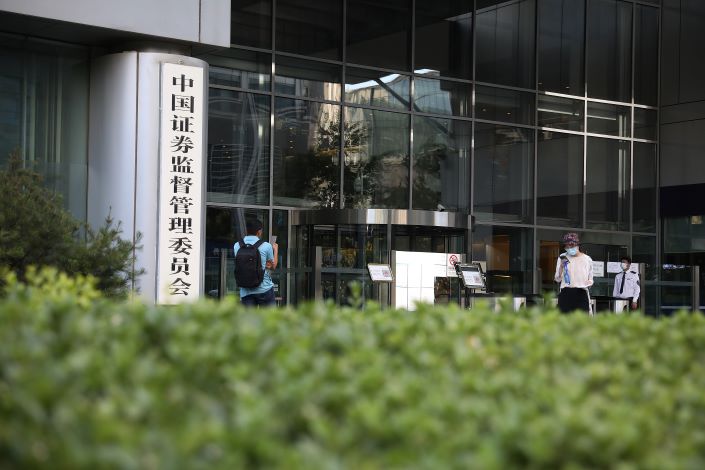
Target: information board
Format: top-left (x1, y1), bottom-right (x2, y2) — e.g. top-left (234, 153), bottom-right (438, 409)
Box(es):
top-left (456, 263), bottom-right (486, 289)
top-left (368, 263), bottom-right (394, 282)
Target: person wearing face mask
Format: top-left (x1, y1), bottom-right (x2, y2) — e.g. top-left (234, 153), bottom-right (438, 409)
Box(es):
top-left (554, 232), bottom-right (594, 313)
top-left (612, 256), bottom-right (640, 310)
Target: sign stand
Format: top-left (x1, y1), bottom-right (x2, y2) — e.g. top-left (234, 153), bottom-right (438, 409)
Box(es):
top-left (455, 262), bottom-right (487, 308)
top-left (368, 263), bottom-right (393, 309)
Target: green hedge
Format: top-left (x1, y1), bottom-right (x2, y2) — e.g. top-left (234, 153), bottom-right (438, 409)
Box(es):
top-left (2, 270), bottom-right (705, 469)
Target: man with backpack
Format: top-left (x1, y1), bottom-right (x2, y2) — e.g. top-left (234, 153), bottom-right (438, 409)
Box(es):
top-left (233, 219), bottom-right (278, 307)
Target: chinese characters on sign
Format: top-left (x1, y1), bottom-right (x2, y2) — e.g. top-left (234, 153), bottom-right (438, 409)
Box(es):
top-left (157, 63), bottom-right (204, 304)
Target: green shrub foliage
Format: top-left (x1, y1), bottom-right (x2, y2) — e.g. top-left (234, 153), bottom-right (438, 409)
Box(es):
top-left (0, 151), bottom-right (140, 297)
top-left (2, 271), bottom-right (705, 469)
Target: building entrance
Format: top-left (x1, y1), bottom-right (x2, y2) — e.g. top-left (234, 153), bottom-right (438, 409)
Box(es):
top-left (289, 209), bottom-right (468, 306)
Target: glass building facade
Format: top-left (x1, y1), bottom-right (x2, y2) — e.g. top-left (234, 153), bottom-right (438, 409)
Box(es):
top-left (0, 34), bottom-right (89, 220)
top-left (203, 0), bottom-right (660, 309)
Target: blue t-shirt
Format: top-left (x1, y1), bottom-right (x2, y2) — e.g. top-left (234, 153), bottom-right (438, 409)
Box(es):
top-left (233, 235), bottom-right (274, 298)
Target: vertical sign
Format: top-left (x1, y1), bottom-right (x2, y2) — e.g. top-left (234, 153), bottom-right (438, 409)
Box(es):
top-left (157, 63), bottom-right (204, 304)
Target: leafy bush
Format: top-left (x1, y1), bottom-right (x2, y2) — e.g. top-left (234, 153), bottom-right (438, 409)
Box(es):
top-left (1, 271), bottom-right (705, 469)
top-left (0, 151), bottom-right (140, 298)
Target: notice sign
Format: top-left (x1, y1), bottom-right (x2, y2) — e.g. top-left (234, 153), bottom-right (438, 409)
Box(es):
top-left (592, 261), bottom-right (605, 278)
top-left (368, 263), bottom-right (394, 282)
top-left (457, 264), bottom-right (485, 289)
top-left (157, 63), bottom-right (205, 304)
top-left (446, 253), bottom-right (461, 277)
top-left (607, 262), bottom-right (622, 274)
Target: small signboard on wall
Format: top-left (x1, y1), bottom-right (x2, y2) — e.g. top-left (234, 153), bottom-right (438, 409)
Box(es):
top-left (592, 261), bottom-right (605, 278)
top-left (368, 263), bottom-right (394, 282)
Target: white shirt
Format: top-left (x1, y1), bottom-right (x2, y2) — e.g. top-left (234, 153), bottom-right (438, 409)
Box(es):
top-left (554, 252), bottom-right (594, 289)
top-left (613, 270), bottom-right (640, 302)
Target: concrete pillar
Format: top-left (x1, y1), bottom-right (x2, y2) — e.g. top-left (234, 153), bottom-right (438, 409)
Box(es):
top-left (87, 50), bottom-right (208, 303)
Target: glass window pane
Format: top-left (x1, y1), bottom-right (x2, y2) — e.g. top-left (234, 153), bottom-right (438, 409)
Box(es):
top-left (271, 209), bottom-right (288, 304)
top-left (472, 225), bottom-right (533, 294)
top-left (208, 89), bottom-right (270, 205)
top-left (414, 0), bottom-right (473, 79)
top-left (343, 107), bottom-right (409, 209)
top-left (632, 234), bottom-right (657, 315)
top-left (538, 0), bottom-right (585, 95)
top-left (231, 0), bottom-right (272, 49)
top-left (634, 107), bottom-right (657, 141)
top-left (412, 117), bottom-right (471, 212)
top-left (205, 207), bottom-right (269, 297)
top-left (587, 0), bottom-right (632, 102)
top-left (474, 124), bottom-right (534, 223)
top-left (476, 0), bottom-right (535, 88)
top-left (346, 0), bottom-right (411, 71)
top-left (273, 99), bottom-right (340, 208)
top-left (538, 94), bottom-right (584, 131)
top-left (634, 5), bottom-right (659, 106)
top-left (345, 68), bottom-right (411, 110)
top-left (586, 137), bottom-right (630, 231)
top-left (274, 56), bottom-right (341, 101)
top-left (1, 39), bottom-right (90, 221)
top-left (537, 131), bottom-right (584, 226)
top-left (413, 76), bottom-right (471, 117)
top-left (587, 101), bottom-right (631, 137)
top-left (275, 0), bottom-right (342, 59)
top-left (475, 85), bottom-right (535, 125)
top-left (633, 142), bottom-right (657, 232)
top-left (206, 48), bottom-right (271, 92)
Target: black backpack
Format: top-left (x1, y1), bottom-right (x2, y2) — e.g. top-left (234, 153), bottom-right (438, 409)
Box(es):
top-left (234, 239), bottom-right (265, 288)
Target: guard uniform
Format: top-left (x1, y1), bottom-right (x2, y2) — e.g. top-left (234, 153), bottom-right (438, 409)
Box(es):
top-left (612, 269), bottom-right (640, 306)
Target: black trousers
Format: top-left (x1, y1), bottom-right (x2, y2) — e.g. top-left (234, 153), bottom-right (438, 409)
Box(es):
top-left (558, 287), bottom-right (590, 313)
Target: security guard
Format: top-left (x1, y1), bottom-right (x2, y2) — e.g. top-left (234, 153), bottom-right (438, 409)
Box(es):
top-left (612, 256), bottom-right (640, 310)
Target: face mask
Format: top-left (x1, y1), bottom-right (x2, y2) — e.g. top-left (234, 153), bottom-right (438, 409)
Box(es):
top-left (566, 247), bottom-right (578, 256)
top-left (621, 262), bottom-right (629, 270)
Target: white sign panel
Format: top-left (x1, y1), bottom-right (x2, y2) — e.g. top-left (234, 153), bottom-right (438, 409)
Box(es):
top-left (368, 264), bottom-right (394, 282)
top-left (607, 262), bottom-right (622, 274)
top-left (592, 261), bottom-right (605, 278)
top-left (607, 262), bottom-right (640, 274)
top-left (157, 63), bottom-right (204, 304)
top-left (446, 253), bottom-right (461, 277)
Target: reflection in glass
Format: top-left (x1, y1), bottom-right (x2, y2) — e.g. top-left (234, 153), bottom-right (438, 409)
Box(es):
top-left (475, 85), bottom-right (535, 125)
top-left (633, 142), bottom-right (657, 232)
top-left (634, 108), bottom-right (657, 141)
top-left (274, 55), bottom-right (341, 101)
top-left (587, 102), bottom-right (631, 137)
top-left (537, 131), bottom-right (584, 227)
top-left (275, 0), bottom-right (342, 59)
top-left (345, 68), bottom-right (410, 110)
top-left (587, 0), bottom-right (632, 102)
top-left (231, 0), bottom-right (272, 49)
top-left (273, 99), bottom-right (340, 208)
top-left (271, 209), bottom-right (289, 303)
top-left (586, 137), bottom-right (630, 231)
top-left (412, 117), bottom-right (471, 212)
top-left (208, 89), bottom-right (270, 205)
top-left (343, 107), bottom-right (409, 209)
top-left (206, 48), bottom-right (271, 92)
top-left (413, 75), bottom-right (471, 117)
top-left (0, 38), bottom-right (89, 221)
top-left (472, 225), bottom-right (533, 294)
top-left (414, 0), bottom-right (473, 79)
top-left (538, 94), bottom-right (584, 131)
top-left (204, 207), bottom-right (269, 298)
top-left (346, 0), bottom-right (412, 70)
top-left (476, 0), bottom-right (535, 88)
top-left (634, 5), bottom-right (659, 106)
top-left (474, 124), bottom-right (534, 223)
top-left (538, 0), bottom-right (585, 94)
